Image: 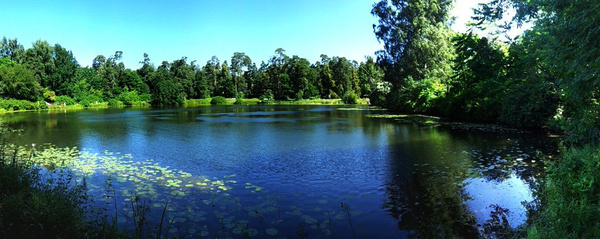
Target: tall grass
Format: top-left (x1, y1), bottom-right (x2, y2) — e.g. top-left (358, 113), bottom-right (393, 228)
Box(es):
top-left (0, 126), bottom-right (132, 238)
top-left (0, 143), bottom-right (93, 237)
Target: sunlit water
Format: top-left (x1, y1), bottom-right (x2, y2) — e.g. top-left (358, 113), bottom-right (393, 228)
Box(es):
top-left (4, 105), bottom-right (558, 238)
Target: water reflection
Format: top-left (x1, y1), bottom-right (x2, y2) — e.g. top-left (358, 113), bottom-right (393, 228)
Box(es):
top-left (380, 121), bottom-right (558, 237)
top-left (2, 106), bottom-right (558, 237)
top-left (463, 174), bottom-right (533, 228)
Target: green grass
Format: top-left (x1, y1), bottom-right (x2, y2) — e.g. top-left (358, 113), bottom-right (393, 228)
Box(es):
top-left (184, 98), bottom-right (212, 106)
top-left (184, 97), bottom-right (369, 106)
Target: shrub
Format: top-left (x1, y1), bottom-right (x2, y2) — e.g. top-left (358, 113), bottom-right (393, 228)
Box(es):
top-left (528, 144), bottom-right (600, 238)
top-left (260, 90), bottom-right (274, 101)
top-left (107, 99), bottom-right (122, 107)
top-left (55, 96), bottom-right (76, 106)
top-left (37, 101), bottom-right (48, 110)
top-left (210, 96), bottom-right (228, 105)
top-left (235, 92), bottom-right (244, 105)
top-left (118, 91), bottom-right (140, 105)
top-left (0, 99), bottom-right (38, 111)
top-left (79, 99), bottom-right (91, 108)
top-left (342, 90), bottom-right (359, 104)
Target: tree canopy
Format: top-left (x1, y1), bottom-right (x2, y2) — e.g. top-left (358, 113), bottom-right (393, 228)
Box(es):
top-left (0, 39), bottom-right (384, 108)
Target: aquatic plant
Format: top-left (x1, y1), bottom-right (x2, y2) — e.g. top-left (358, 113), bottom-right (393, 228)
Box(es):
top-left (341, 202), bottom-right (356, 239)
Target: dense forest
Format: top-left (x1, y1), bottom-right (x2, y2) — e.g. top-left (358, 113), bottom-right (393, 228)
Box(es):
top-left (0, 38), bottom-right (384, 108)
top-left (1, 0), bottom-right (599, 237)
top-left (371, 0), bottom-right (600, 237)
top-left (369, 0), bottom-right (598, 145)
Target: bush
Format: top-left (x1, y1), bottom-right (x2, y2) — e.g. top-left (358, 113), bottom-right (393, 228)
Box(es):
top-left (259, 89), bottom-right (274, 101)
top-left (0, 99), bottom-right (38, 111)
top-left (210, 96), bottom-right (228, 105)
top-left (342, 90), bottom-right (359, 104)
top-left (37, 101), bottom-right (48, 110)
top-left (107, 99), bottom-right (122, 107)
top-left (55, 96), bottom-right (76, 106)
top-left (79, 99), bottom-right (91, 108)
top-left (235, 92), bottom-right (244, 105)
top-left (529, 144), bottom-right (600, 238)
top-left (118, 91), bottom-right (140, 105)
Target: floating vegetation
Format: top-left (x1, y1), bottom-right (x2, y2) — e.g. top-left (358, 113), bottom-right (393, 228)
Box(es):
top-left (22, 145), bottom-right (366, 238)
top-left (266, 227), bottom-right (278, 236)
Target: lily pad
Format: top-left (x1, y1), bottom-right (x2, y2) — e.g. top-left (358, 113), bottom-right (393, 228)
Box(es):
top-left (246, 228), bottom-right (258, 237)
top-left (266, 228), bottom-right (278, 236)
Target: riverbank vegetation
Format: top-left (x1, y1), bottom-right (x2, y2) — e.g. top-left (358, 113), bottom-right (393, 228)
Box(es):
top-left (1, 0), bottom-right (599, 237)
top-left (371, 0), bottom-right (600, 237)
top-left (0, 40), bottom-right (383, 110)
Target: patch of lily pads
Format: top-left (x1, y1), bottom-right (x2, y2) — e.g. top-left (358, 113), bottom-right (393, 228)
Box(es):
top-left (22, 144), bottom-right (365, 238)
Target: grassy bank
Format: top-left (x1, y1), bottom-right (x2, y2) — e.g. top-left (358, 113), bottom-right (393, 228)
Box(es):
top-left (0, 97), bottom-right (369, 114)
top-left (527, 144), bottom-right (600, 238)
top-left (185, 97), bottom-right (369, 106)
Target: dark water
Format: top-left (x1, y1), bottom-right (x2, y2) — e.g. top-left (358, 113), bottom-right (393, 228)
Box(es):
top-left (3, 105), bottom-right (558, 238)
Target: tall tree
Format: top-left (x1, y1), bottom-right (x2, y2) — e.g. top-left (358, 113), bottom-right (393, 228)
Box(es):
top-left (49, 44), bottom-right (79, 95)
top-left (203, 56), bottom-right (220, 96)
top-left (23, 40), bottom-right (55, 88)
top-left (357, 56), bottom-right (383, 97)
top-left (372, 0), bottom-right (454, 112)
top-left (0, 37), bottom-right (25, 63)
top-left (217, 61), bottom-right (234, 97)
top-left (474, 0), bottom-right (600, 141)
top-left (320, 64), bottom-right (335, 98)
top-left (230, 52), bottom-right (252, 96)
top-left (0, 59), bottom-right (41, 101)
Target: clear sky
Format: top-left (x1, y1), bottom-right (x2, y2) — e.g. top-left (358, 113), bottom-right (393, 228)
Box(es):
top-left (3, 0), bottom-right (495, 69)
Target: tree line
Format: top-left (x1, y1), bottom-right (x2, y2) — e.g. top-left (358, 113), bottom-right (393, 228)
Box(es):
top-left (0, 39), bottom-right (384, 107)
top-left (371, 0), bottom-right (597, 142)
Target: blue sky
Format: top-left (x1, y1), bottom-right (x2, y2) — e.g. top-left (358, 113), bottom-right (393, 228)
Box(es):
top-left (4, 0), bottom-right (492, 69)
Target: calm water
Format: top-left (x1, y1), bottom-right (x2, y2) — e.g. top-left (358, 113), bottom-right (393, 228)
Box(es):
top-left (3, 105), bottom-right (558, 238)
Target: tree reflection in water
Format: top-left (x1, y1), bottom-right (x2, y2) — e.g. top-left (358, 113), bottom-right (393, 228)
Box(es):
top-left (380, 122), bottom-right (558, 238)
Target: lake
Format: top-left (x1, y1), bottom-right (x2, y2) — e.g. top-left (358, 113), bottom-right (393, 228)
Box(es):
top-left (3, 105), bottom-right (558, 238)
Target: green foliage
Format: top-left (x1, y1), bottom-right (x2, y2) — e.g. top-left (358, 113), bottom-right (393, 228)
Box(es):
top-left (117, 90), bottom-right (140, 105)
top-left (0, 144), bottom-right (90, 238)
top-left (107, 99), bottom-right (122, 107)
top-left (0, 99), bottom-right (39, 111)
top-left (234, 92), bottom-right (244, 105)
top-left (79, 99), bottom-right (91, 108)
top-left (529, 144), bottom-right (600, 238)
top-left (54, 95), bottom-right (76, 106)
top-left (0, 61), bottom-right (41, 101)
top-left (372, 0), bottom-right (454, 113)
top-left (42, 88), bottom-right (56, 102)
top-left (153, 80), bottom-right (183, 106)
top-left (210, 96), bottom-right (228, 105)
top-left (1, 37), bottom-right (377, 110)
top-left (37, 101), bottom-right (48, 110)
top-left (342, 90), bottom-right (358, 104)
top-left (259, 89), bottom-right (274, 101)
top-left (184, 98), bottom-right (212, 106)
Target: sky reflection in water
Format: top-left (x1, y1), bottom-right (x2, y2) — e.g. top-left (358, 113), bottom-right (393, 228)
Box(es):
top-left (4, 106), bottom-right (558, 238)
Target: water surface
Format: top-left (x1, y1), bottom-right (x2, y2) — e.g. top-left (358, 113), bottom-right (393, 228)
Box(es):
top-left (3, 105), bottom-right (557, 238)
